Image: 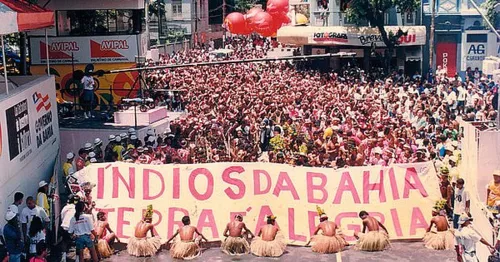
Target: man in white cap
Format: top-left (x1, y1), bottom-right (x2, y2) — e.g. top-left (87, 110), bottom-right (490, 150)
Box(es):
top-left (113, 136), bottom-right (125, 161)
top-left (86, 152), bottom-right (96, 166)
top-left (104, 135), bottom-right (116, 162)
top-left (144, 129), bottom-right (155, 145)
top-left (84, 142), bottom-right (93, 152)
top-left (36, 180), bottom-right (50, 214)
top-left (93, 138), bottom-right (103, 162)
top-left (455, 214), bottom-right (495, 261)
top-left (3, 209), bottom-right (23, 262)
top-left (63, 152), bottom-right (75, 178)
top-left (128, 128), bottom-right (136, 136)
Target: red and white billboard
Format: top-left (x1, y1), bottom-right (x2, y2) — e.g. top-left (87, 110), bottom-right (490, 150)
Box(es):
top-left (30, 35), bottom-right (138, 65)
top-left (436, 42), bottom-right (457, 76)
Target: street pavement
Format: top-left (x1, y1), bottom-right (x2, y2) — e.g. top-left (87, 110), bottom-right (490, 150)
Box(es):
top-left (66, 241), bottom-right (455, 262)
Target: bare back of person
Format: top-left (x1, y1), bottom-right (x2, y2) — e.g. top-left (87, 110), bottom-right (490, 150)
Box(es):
top-left (364, 217), bottom-right (381, 232)
top-left (179, 226), bottom-right (196, 242)
top-left (260, 225), bottom-right (278, 241)
top-left (319, 221), bottom-right (337, 237)
top-left (134, 221), bottom-right (152, 238)
top-left (433, 216), bottom-right (449, 232)
top-left (227, 221), bottom-right (245, 237)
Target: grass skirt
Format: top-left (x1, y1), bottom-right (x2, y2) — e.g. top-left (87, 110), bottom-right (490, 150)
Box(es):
top-left (250, 232), bottom-right (286, 257)
top-left (170, 240), bottom-right (201, 260)
top-left (423, 231), bottom-right (455, 250)
top-left (221, 236), bottom-right (250, 255)
top-left (96, 239), bottom-right (113, 258)
top-left (127, 236), bottom-right (162, 257)
top-left (311, 235), bottom-right (347, 254)
top-left (355, 231), bottom-right (390, 252)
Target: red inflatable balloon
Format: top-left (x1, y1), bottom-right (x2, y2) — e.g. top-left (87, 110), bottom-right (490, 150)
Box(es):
top-left (253, 12), bottom-right (275, 37)
top-left (272, 13), bottom-right (291, 30)
top-left (267, 0), bottom-right (289, 17)
top-left (224, 12), bottom-right (247, 34)
top-left (245, 7), bottom-right (264, 31)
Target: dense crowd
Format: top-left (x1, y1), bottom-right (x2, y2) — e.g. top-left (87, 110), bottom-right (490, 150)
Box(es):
top-left (65, 36), bottom-right (498, 175)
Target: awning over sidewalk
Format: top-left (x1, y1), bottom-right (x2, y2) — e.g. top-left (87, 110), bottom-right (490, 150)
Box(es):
top-left (277, 26), bottom-right (426, 47)
top-left (0, 0), bottom-right (54, 34)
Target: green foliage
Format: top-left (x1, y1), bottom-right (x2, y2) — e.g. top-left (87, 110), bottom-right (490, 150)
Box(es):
top-left (149, 0), bottom-right (165, 18)
top-left (234, 0), bottom-right (267, 12)
top-left (482, 0), bottom-right (499, 27)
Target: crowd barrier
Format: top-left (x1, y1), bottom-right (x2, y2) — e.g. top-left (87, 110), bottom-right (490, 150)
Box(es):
top-left (75, 161), bottom-right (440, 245)
top-left (459, 119), bottom-right (500, 262)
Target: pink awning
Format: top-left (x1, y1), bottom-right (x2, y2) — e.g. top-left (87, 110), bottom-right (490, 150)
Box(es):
top-left (0, 0), bottom-right (54, 35)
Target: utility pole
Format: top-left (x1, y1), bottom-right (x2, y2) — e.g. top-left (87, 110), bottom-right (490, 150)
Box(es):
top-left (429, 0), bottom-right (435, 76)
top-left (223, 0), bottom-right (226, 47)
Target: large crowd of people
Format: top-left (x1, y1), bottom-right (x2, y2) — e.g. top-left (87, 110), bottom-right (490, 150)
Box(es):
top-left (66, 36), bottom-right (499, 173)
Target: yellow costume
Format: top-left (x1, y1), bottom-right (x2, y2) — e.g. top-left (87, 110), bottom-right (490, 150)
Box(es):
top-left (423, 231), bottom-right (455, 250)
top-left (127, 205), bottom-right (162, 257)
top-left (221, 236), bottom-right (250, 255)
top-left (310, 206), bottom-right (347, 254)
top-left (170, 238), bottom-right (201, 259)
top-left (355, 231), bottom-right (390, 251)
top-left (250, 215), bottom-right (286, 257)
top-left (487, 180), bottom-right (500, 207)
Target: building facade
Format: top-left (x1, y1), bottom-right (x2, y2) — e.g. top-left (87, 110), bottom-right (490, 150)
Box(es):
top-left (422, 0), bottom-right (500, 77)
top-left (163, 0), bottom-right (212, 46)
top-left (278, 0), bottom-right (424, 74)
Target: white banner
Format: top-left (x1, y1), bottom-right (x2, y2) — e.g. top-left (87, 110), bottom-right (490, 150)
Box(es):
top-left (278, 26), bottom-right (426, 47)
top-left (30, 35), bottom-right (139, 65)
top-left (75, 161), bottom-right (440, 244)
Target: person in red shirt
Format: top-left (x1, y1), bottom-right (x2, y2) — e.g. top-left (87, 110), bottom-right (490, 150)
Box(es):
top-left (29, 242), bottom-right (48, 262)
top-left (75, 148), bottom-right (87, 171)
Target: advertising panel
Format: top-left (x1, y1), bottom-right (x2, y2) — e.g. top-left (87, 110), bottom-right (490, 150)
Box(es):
top-left (30, 35), bottom-right (139, 65)
top-left (436, 42), bottom-right (457, 76)
top-left (462, 42), bottom-right (487, 71)
top-left (75, 161), bottom-right (440, 244)
top-left (277, 26), bottom-right (426, 47)
top-left (0, 76), bottom-right (60, 230)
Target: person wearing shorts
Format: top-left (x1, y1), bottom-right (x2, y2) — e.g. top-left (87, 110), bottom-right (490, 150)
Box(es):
top-left (68, 202), bottom-right (98, 262)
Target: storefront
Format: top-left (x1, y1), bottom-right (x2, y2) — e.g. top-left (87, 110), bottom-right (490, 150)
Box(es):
top-left (277, 25), bottom-right (426, 73)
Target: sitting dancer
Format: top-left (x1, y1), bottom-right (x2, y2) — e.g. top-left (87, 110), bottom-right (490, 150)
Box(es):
top-left (250, 215), bottom-right (286, 257)
top-left (127, 205), bottom-right (161, 257)
top-left (94, 212), bottom-right (120, 258)
top-left (221, 214), bottom-right (255, 255)
top-left (354, 211), bottom-right (390, 252)
top-left (423, 207), bottom-right (454, 250)
top-left (307, 206), bottom-right (348, 254)
top-left (167, 216), bottom-right (208, 259)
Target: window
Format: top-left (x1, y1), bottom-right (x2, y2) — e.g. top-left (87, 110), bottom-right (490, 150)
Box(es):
top-left (56, 9), bottom-right (139, 36)
top-left (172, 0), bottom-right (182, 19)
top-left (466, 34), bottom-right (487, 43)
top-left (405, 12), bottom-right (415, 25)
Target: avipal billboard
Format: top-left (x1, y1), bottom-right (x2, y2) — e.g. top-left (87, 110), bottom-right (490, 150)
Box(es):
top-left (30, 35), bottom-right (139, 65)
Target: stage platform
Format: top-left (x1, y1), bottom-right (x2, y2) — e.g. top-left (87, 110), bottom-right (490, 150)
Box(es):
top-left (114, 107), bottom-right (168, 126)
